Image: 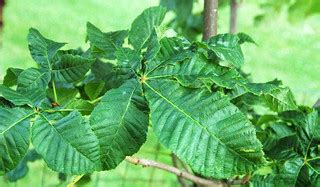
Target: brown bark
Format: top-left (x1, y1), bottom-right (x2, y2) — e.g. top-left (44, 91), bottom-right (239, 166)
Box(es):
top-left (0, 0), bottom-right (5, 29)
top-left (229, 0), bottom-right (238, 34)
top-left (203, 0), bottom-right (218, 41)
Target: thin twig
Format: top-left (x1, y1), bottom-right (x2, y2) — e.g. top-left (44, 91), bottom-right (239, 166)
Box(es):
top-left (171, 154), bottom-right (189, 187)
top-left (67, 175), bottom-right (84, 187)
top-left (51, 80), bottom-right (58, 104)
top-left (89, 96), bottom-right (103, 104)
top-left (125, 156), bottom-right (224, 186)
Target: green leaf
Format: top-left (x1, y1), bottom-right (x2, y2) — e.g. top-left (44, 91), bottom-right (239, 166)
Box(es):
top-left (0, 85), bottom-right (32, 106)
top-left (87, 22), bottom-right (128, 59)
top-left (4, 149), bottom-right (40, 182)
top-left (261, 123), bottom-right (298, 159)
top-left (172, 0), bottom-right (193, 25)
top-left (251, 157), bottom-right (305, 186)
top-left (3, 68), bottom-right (23, 87)
top-left (148, 53), bottom-right (245, 89)
top-left (84, 81), bottom-right (105, 101)
top-left (17, 68), bottom-right (51, 105)
top-left (237, 33), bottom-right (257, 45)
top-left (298, 110), bottom-right (320, 141)
top-left (46, 87), bottom-right (78, 105)
top-left (90, 79), bottom-right (148, 170)
top-left (27, 28), bottom-right (66, 69)
top-left (146, 37), bottom-right (193, 74)
top-left (0, 107), bottom-right (33, 175)
top-left (288, 0), bottom-right (320, 22)
top-left (4, 160), bottom-right (28, 182)
top-left (115, 47), bottom-right (141, 71)
top-left (245, 83), bottom-right (298, 112)
top-left (51, 54), bottom-right (94, 83)
top-left (144, 29), bottom-right (161, 61)
top-left (64, 99), bottom-right (95, 116)
top-left (91, 61), bottom-right (131, 90)
top-left (32, 111), bottom-right (101, 174)
top-left (208, 34), bottom-right (244, 68)
top-left (144, 79), bottom-right (265, 178)
top-left (129, 6), bottom-right (167, 50)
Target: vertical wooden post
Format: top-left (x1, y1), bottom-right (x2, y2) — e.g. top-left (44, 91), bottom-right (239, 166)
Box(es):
top-left (202, 0), bottom-right (218, 41)
top-left (0, 0), bottom-right (4, 45)
top-left (229, 0), bottom-right (238, 34)
top-left (0, 0), bottom-right (4, 29)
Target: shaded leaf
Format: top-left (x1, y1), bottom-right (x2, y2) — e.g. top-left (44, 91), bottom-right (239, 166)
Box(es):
top-left (87, 22), bottom-right (128, 59)
top-left (84, 81), bottom-right (105, 101)
top-left (4, 149), bottom-right (40, 182)
top-left (3, 68), bottom-right (23, 87)
top-left (46, 87), bottom-right (78, 105)
top-left (0, 85), bottom-right (32, 106)
top-left (64, 99), bottom-right (95, 116)
top-left (144, 29), bottom-right (161, 61)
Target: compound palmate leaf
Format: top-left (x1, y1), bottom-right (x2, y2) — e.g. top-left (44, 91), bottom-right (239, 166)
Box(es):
top-left (90, 79), bottom-right (148, 170)
top-left (144, 79), bottom-right (265, 178)
top-left (0, 107), bottom-right (34, 174)
top-left (32, 111), bottom-right (101, 174)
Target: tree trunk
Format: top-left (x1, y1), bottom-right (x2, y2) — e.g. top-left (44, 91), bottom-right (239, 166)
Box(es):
top-left (0, 0), bottom-right (4, 29)
top-left (203, 0), bottom-right (218, 41)
top-left (229, 0), bottom-right (238, 34)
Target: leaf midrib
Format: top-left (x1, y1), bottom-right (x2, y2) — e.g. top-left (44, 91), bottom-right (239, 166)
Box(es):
top-left (38, 113), bottom-right (98, 165)
top-left (144, 81), bottom-right (256, 165)
top-left (103, 83), bottom-right (138, 157)
top-left (19, 71), bottom-right (48, 91)
top-left (0, 111), bottom-right (34, 135)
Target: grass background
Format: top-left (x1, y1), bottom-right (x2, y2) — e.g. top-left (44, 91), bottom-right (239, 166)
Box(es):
top-left (0, 0), bottom-right (319, 186)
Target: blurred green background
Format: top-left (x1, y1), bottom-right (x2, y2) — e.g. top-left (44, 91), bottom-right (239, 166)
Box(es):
top-left (0, 0), bottom-right (319, 186)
